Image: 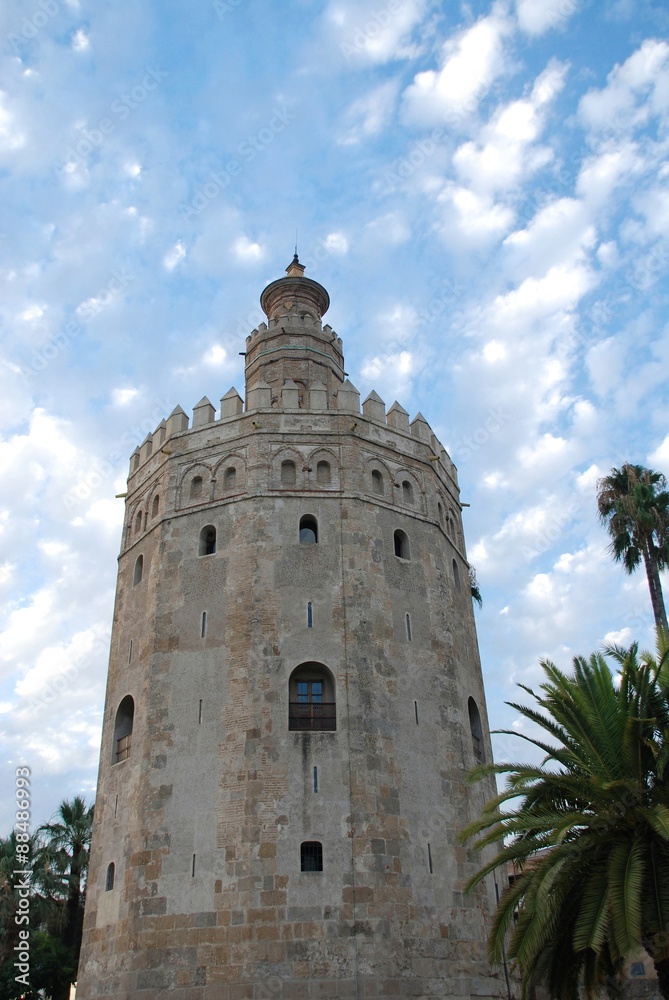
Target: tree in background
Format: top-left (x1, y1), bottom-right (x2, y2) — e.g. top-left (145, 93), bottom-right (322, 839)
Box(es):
top-left (461, 637), bottom-right (669, 999)
top-left (597, 463), bottom-right (669, 633)
top-left (0, 797), bottom-right (94, 1000)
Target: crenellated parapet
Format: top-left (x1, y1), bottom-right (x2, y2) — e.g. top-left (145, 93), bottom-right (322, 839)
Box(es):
top-left (122, 378), bottom-right (464, 561)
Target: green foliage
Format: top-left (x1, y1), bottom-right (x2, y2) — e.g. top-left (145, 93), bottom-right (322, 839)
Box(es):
top-left (597, 463), bottom-right (669, 633)
top-left (461, 637), bottom-right (669, 1000)
top-left (0, 797), bottom-right (93, 1000)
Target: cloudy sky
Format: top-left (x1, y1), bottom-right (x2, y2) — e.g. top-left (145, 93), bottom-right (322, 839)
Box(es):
top-left (1, 0), bottom-right (668, 832)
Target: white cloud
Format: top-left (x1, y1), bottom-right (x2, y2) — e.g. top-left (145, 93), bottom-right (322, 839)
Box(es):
top-left (339, 81), bottom-right (398, 144)
top-left (516, 0), bottom-right (579, 35)
top-left (334, 0), bottom-right (426, 64)
top-left (72, 28), bottom-right (90, 50)
top-left (163, 240), bottom-right (186, 270)
top-left (401, 5), bottom-right (512, 126)
top-left (202, 344), bottom-right (227, 366)
top-left (0, 91), bottom-right (26, 153)
top-left (324, 232), bottom-right (349, 254)
top-left (234, 236), bottom-right (264, 261)
top-left (437, 184), bottom-right (514, 243)
top-left (649, 434), bottom-right (669, 469)
top-left (453, 62), bottom-right (566, 195)
top-left (112, 387), bottom-right (140, 406)
top-left (579, 39), bottom-right (669, 134)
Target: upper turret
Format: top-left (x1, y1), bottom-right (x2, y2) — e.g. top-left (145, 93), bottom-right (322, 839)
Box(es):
top-left (244, 255), bottom-right (344, 407)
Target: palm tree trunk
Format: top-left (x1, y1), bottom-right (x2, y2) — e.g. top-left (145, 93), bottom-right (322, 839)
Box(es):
top-left (642, 543), bottom-right (669, 633)
top-left (653, 956), bottom-right (669, 1000)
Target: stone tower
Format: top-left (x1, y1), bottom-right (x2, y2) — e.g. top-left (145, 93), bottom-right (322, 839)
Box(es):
top-left (77, 259), bottom-right (502, 999)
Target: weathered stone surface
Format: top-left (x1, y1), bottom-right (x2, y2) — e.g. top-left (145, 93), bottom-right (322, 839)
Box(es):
top-left (77, 261), bottom-right (501, 999)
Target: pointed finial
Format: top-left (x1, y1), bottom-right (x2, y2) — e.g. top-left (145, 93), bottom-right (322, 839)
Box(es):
top-left (286, 250), bottom-right (306, 278)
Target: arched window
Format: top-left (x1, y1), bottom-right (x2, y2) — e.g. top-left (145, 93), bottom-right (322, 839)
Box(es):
top-left (112, 695), bottom-right (134, 764)
top-left (437, 501), bottom-right (444, 525)
top-left (371, 469), bottom-right (384, 494)
top-left (453, 558), bottom-right (461, 590)
top-left (316, 460), bottom-right (331, 484)
top-left (105, 862), bottom-right (115, 892)
top-left (300, 841), bottom-right (323, 872)
top-left (289, 663), bottom-right (336, 731)
top-left (447, 512), bottom-right (456, 539)
top-left (134, 510), bottom-right (143, 534)
top-left (224, 466), bottom-right (236, 490)
top-left (394, 529), bottom-right (410, 560)
top-left (281, 460), bottom-right (296, 485)
top-left (190, 475), bottom-right (203, 500)
top-left (133, 555), bottom-right (143, 586)
top-left (199, 525), bottom-right (217, 556)
top-left (402, 480), bottom-right (414, 504)
top-left (299, 515), bottom-right (318, 544)
top-left (468, 697), bottom-right (484, 762)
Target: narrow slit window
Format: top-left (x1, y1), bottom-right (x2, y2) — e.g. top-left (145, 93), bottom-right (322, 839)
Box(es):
top-left (307, 602), bottom-right (313, 628)
top-left (437, 501), bottom-right (444, 525)
top-left (201, 612), bottom-right (207, 638)
top-left (133, 555), bottom-right (143, 586)
top-left (134, 510), bottom-right (143, 534)
top-left (192, 854), bottom-right (196, 877)
top-left (468, 697), bottom-right (484, 762)
top-left (128, 640), bottom-right (133, 663)
top-left (114, 795), bottom-right (118, 818)
top-left (299, 515), bottom-right (318, 544)
top-left (372, 469), bottom-right (384, 494)
top-left (414, 701), bottom-right (419, 725)
top-left (105, 862), bottom-right (115, 891)
top-left (198, 700), bottom-right (203, 725)
top-left (316, 460), bottom-right (331, 484)
top-left (453, 558), bottom-right (461, 590)
top-left (394, 529), bottom-right (410, 560)
top-left (406, 613), bottom-right (412, 641)
top-left (427, 843), bottom-right (433, 874)
top-left (300, 841), bottom-right (323, 872)
top-left (199, 525), bottom-right (217, 556)
top-left (281, 460), bottom-right (296, 485)
top-left (313, 766), bottom-right (318, 793)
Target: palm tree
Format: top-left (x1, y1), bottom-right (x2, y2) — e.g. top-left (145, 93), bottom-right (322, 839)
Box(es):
top-left (35, 796), bottom-right (94, 1000)
top-left (597, 463), bottom-right (669, 633)
top-left (461, 640), bottom-right (669, 999)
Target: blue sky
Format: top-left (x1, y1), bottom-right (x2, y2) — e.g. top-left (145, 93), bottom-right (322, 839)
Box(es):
top-left (1, 0), bottom-right (668, 831)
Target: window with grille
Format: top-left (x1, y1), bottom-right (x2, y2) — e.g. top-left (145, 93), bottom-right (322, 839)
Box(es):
top-left (289, 663), bottom-right (336, 731)
top-left (112, 695), bottom-right (134, 764)
top-left (300, 841), bottom-right (323, 872)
